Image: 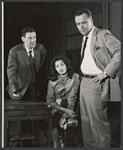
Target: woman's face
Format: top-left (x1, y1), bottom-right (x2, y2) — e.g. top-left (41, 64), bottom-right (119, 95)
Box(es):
top-left (55, 60), bottom-right (67, 75)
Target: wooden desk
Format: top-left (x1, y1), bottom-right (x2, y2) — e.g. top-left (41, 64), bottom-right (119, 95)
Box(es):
top-left (4, 100), bottom-right (52, 147)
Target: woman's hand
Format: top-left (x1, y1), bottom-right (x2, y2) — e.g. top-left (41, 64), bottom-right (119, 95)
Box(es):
top-left (64, 109), bottom-right (76, 119)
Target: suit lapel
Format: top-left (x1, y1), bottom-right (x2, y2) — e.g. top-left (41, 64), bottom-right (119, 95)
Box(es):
top-left (80, 27), bottom-right (99, 64)
top-left (90, 27), bottom-right (98, 57)
top-left (20, 44), bottom-right (40, 72)
top-left (20, 44), bottom-right (30, 66)
top-left (34, 46), bottom-right (40, 72)
top-left (81, 27), bottom-right (98, 57)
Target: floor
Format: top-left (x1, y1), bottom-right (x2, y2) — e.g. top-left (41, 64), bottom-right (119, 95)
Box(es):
top-left (65, 125), bottom-right (121, 148)
top-left (8, 102), bottom-right (121, 148)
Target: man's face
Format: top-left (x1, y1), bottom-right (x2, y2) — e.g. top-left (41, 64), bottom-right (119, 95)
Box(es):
top-left (22, 32), bottom-right (36, 49)
top-left (75, 13), bottom-right (93, 36)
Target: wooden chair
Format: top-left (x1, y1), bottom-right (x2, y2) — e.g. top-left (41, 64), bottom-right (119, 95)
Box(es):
top-left (60, 102), bottom-right (80, 147)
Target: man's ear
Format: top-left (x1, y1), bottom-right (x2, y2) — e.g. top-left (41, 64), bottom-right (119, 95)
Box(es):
top-left (21, 36), bottom-right (25, 43)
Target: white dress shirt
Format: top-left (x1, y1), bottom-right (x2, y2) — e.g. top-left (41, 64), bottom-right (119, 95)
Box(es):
top-left (25, 44), bottom-right (34, 58)
top-left (81, 26), bottom-right (102, 75)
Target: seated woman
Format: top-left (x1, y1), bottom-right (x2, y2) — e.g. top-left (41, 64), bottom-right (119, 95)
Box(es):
top-left (46, 55), bottom-right (80, 148)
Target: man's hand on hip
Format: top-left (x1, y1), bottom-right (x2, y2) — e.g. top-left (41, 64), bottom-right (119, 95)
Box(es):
top-left (91, 72), bottom-right (109, 84)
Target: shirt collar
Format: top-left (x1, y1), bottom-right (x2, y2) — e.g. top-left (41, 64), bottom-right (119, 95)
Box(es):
top-left (83, 26), bottom-right (95, 40)
top-left (24, 43), bottom-right (33, 53)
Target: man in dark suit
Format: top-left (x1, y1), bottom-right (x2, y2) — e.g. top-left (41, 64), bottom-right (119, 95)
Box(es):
top-left (6, 27), bottom-right (46, 100)
top-left (74, 9), bottom-right (121, 148)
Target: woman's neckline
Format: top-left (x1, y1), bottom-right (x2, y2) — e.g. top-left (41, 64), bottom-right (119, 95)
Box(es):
top-left (58, 73), bottom-right (68, 79)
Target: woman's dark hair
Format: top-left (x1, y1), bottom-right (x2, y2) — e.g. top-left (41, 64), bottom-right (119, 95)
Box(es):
top-left (50, 55), bottom-right (74, 81)
top-left (75, 8), bottom-right (92, 18)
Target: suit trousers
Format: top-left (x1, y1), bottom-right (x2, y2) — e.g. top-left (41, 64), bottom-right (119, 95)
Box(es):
top-left (22, 82), bottom-right (37, 100)
top-left (80, 77), bottom-right (111, 148)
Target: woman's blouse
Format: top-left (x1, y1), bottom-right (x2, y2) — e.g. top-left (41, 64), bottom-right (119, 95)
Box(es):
top-left (46, 73), bottom-right (80, 111)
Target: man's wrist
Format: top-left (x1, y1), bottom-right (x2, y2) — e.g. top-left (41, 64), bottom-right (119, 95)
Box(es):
top-left (104, 71), bottom-right (108, 77)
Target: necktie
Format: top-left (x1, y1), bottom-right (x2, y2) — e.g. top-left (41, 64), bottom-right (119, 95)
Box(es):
top-left (29, 50), bottom-right (36, 84)
top-left (79, 36), bottom-right (88, 77)
top-left (81, 36), bottom-right (88, 61)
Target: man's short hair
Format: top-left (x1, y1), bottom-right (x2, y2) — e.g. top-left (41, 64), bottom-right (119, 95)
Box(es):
top-left (75, 8), bottom-right (92, 18)
top-left (21, 27), bottom-right (36, 37)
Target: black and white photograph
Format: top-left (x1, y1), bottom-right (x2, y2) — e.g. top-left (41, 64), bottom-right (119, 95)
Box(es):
top-left (2, 1), bottom-right (121, 148)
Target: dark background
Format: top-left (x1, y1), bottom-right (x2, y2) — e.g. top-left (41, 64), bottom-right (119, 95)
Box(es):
top-left (3, 2), bottom-right (121, 147)
top-left (4, 2), bottom-right (120, 101)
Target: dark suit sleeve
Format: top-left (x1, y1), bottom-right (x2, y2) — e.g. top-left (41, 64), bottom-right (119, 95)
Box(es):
top-left (40, 45), bottom-right (46, 66)
top-left (7, 49), bottom-right (20, 92)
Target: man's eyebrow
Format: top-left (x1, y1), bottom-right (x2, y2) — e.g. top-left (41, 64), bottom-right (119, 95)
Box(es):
top-left (77, 21), bottom-right (87, 24)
